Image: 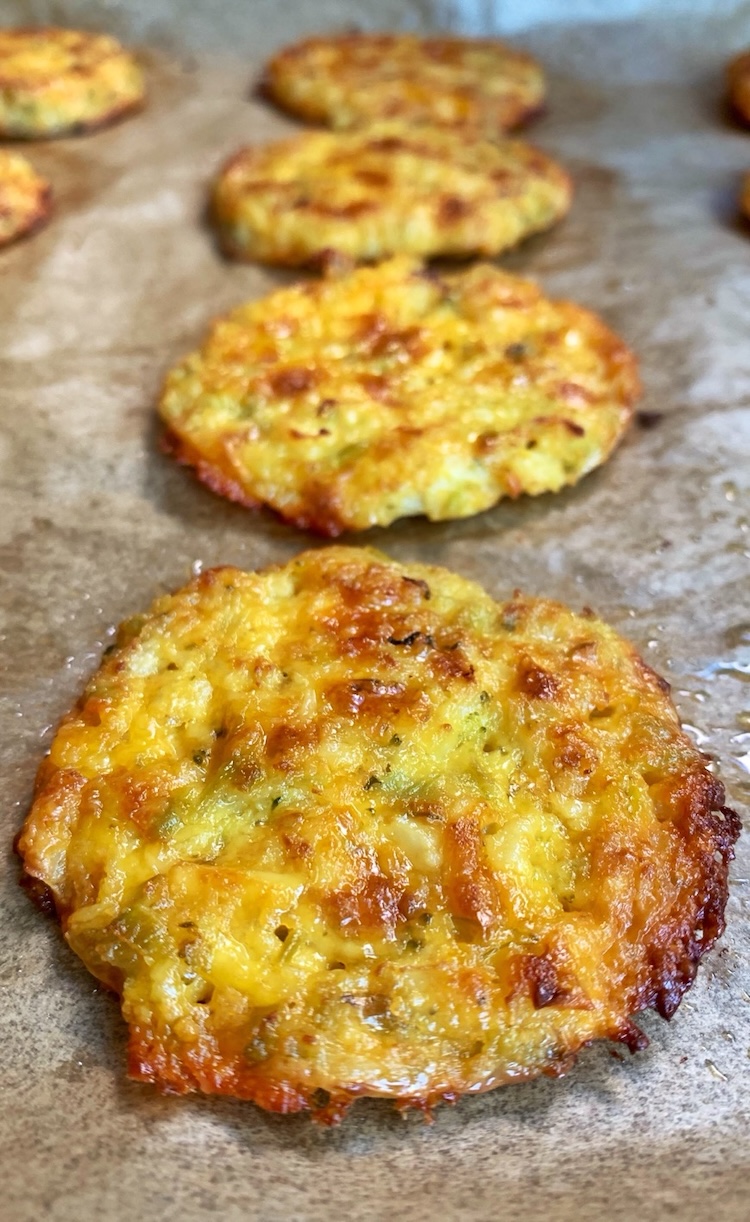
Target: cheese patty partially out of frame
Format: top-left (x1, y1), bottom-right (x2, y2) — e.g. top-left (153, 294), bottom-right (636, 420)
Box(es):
top-left (263, 33), bottom-right (546, 133)
top-left (17, 547), bottom-right (739, 1122)
top-left (0, 27), bottom-right (144, 139)
top-left (211, 122), bottom-right (571, 265)
top-left (159, 257), bottom-right (639, 534)
top-left (728, 50), bottom-right (750, 123)
top-left (0, 150), bottom-right (51, 245)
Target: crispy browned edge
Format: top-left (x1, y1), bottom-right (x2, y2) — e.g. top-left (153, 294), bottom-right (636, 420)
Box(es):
top-left (0, 92), bottom-right (145, 141)
top-left (259, 34), bottom-right (545, 133)
top-left (0, 176), bottom-right (52, 247)
top-left (161, 427), bottom-right (350, 536)
top-left (16, 561), bottom-right (742, 1123)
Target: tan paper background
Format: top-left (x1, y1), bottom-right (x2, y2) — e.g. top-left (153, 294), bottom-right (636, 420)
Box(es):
top-left (1, 3), bottom-right (749, 1219)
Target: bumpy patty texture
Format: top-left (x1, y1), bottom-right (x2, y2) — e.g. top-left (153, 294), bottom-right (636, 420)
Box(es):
top-left (211, 122), bottom-right (571, 265)
top-left (0, 27), bottom-right (144, 138)
top-left (264, 33), bottom-right (545, 133)
top-left (728, 50), bottom-right (750, 123)
top-left (159, 257), bottom-right (639, 534)
top-left (18, 548), bottom-right (739, 1122)
top-left (0, 150), bottom-right (51, 245)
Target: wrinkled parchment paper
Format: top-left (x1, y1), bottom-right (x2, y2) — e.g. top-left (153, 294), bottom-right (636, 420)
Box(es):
top-left (1, 3), bottom-right (749, 1219)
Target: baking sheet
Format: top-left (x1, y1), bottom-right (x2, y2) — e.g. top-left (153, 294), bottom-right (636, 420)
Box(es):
top-left (1, 4), bottom-right (750, 1219)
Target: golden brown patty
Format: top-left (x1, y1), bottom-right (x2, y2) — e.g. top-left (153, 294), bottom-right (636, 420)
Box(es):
top-left (18, 547), bottom-right (739, 1122)
top-left (211, 122), bottom-right (571, 265)
top-left (0, 27), bottom-right (144, 138)
top-left (0, 150), bottom-right (51, 245)
top-left (263, 33), bottom-right (545, 133)
top-left (728, 50), bottom-right (750, 123)
top-left (159, 257), bottom-right (638, 534)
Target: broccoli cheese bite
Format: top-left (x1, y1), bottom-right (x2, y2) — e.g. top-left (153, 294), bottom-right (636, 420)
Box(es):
top-left (0, 150), bottom-right (51, 246)
top-left (18, 548), bottom-right (739, 1123)
top-left (211, 122), bottom-right (571, 266)
top-left (263, 33), bottom-right (545, 133)
top-left (159, 257), bottom-right (638, 534)
top-left (728, 50), bottom-right (750, 123)
top-left (0, 27), bottom-right (144, 139)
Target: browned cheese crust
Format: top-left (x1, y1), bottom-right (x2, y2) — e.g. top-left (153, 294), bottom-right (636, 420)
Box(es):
top-left (211, 122), bottom-right (571, 266)
top-left (0, 150), bottom-right (52, 246)
top-left (728, 50), bottom-right (750, 123)
top-left (263, 33), bottom-right (546, 133)
top-left (158, 257), bottom-right (639, 534)
top-left (17, 548), bottom-right (740, 1123)
top-left (0, 27), bottom-right (145, 139)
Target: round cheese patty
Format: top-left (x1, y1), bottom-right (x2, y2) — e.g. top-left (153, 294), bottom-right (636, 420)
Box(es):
top-left (0, 150), bottom-right (51, 246)
top-left (211, 122), bottom-right (571, 265)
top-left (159, 257), bottom-right (639, 534)
top-left (18, 547), bottom-right (739, 1122)
top-left (0, 27), bottom-right (144, 138)
top-left (263, 33), bottom-right (545, 133)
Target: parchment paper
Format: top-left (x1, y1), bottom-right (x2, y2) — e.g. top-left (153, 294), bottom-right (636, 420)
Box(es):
top-left (1, 4), bottom-right (749, 1220)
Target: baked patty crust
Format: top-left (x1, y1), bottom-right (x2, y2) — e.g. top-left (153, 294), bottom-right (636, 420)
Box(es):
top-left (728, 50), bottom-right (750, 123)
top-left (18, 547), bottom-right (739, 1122)
top-left (211, 122), bottom-right (571, 265)
top-left (0, 27), bottom-right (144, 139)
top-left (0, 150), bottom-right (51, 246)
top-left (159, 257), bottom-right (639, 534)
top-left (263, 33), bottom-right (545, 133)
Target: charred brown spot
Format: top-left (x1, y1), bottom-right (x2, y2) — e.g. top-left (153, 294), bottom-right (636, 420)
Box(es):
top-left (328, 872), bottom-right (406, 938)
top-left (366, 136), bottom-right (406, 153)
top-left (309, 200), bottom-right (374, 219)
top-left (427, 644), bottom-right (475, 683)
top-left (230, 757), bottom-right (262, 788)
top-left (369, 325), bottom-right (426, 360)
top-left (568, 639), bottom-right (598, 660)
top-left (280, 832), bottom-right (313, 861)
top-left (517, 663), bottom-right (560, 700)
top-left (355, 311), bottom-right (388, 345)
top-left (609, 1019), bottom-right (649, 1053)
top-left (266, 723), bottom-right (320, 772)
top-left (289, 427), bottom-right (330, 440)
top-left (19, 872), bottom-right (57, 919)
top-left (327, 678), bottom-right (427, 721)
top-left (444, 818), bottom-right (499, 931)
top-left (285, 482), bottom-right (348, 537)
top-left (359, 373), bottom-right (394, 403)
top-left (476, 431), bottom-right (501, 454)
top-left (556, 382), bottom-right (595, 405)
top-left (522, 954), bottom-right (560, 1008)
top-left (553, 730), bottom-right (597, 775)
top-left (269, 366), bottom-right (317, 397)
top-left (509, 948), bottom-right (593, 1011)
top-left (355, 169), bottom-right (391, 188)
top-left (403, 576), bottom-right (431, 600)
top-left (635, 656), bottom-right (671, 696)
top-left (438, 194), bottom-right (471, 224)
top-left (406, 798), bottom-right (445, 823)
